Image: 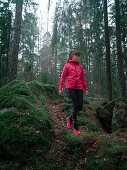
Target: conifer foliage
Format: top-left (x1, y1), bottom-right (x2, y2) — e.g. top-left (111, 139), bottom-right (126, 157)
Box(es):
top-left (0, 0), bottom-right (127, 98)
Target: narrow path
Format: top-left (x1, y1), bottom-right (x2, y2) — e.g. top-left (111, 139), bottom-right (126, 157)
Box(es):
top-left (44, 98), bottom-right (106, 168)
top-left (44, 98), bottom-right (127, 169)
top-left (45, 98), bottom-right (67, 134)
top-left (44, 98), bottom-right (104, 169)
top-left (44, 99), bottom-right (70, 165)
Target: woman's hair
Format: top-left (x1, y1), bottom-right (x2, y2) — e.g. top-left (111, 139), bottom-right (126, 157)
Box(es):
top-left (68, 50), bottom-right (80, 62)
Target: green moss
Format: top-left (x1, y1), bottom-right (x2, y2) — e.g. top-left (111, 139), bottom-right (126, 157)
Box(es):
top-left (62, 103), bottom-right (71, 111)
top-left (78, 117), bottom-right (90, 126)
top-left (112, 97), bottom-right (127, 131)
top-left (83, 99), bottom-right (89, 104)
top-left (0, 79), bottom-right (57, 160)
top-left (65, 132), bottom-right (83, 152)
top-left (78, 118), bottom-right (99, 132)
top-left (103, 101), bottom-right (115, 114)
top-left (80, 136), bottom-right (127, 170)
top-left (99, 136), bottom-right (127, 156)
top-left (0, 110), bottom-right (53, 160)
top-left (99, 136), bottom-right (118, 147)
top-left (102, 144), bottom-right (127, 156)
top-left (81, 131), bottom-right (99, 137)
top-left (78, 107), bottom-right (89, 118)
top-left (64, 96), bottom-right (71, 103)
top-left (88, 105), bottom-right (94, 110)
top-left (0, 79), bottom-right (32, 109)
top-left (0, 160), bottom-right (17, 170)
top-left (81, 158), bottom-right (124, 170)
top-left (87, 123), bottom-right (100, 132)
top-left (115, 97), bottom-right (127, 109)
top-left (88, 101), bottom-right (102, 110)
top-left (28, 81), bottom-right (60, 102)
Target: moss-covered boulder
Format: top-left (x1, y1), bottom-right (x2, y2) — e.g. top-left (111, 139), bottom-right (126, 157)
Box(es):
top-left (96, 101), bottom-right (115, 133)
top-left (65, 133), bottom-right (83, 152)
top-left (0, 79), bottom-right (59, 160)
top-left (112, 98), bottom-right (127, 131)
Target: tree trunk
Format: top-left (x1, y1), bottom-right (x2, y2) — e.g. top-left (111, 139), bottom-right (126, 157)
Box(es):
top-left (6, 12), bottom-right (12, 84)
top-left (103, 0), bottom-right (113, 100)
top-left (8, 0), bottom-right (23, 82)
top-left (115, 0), bottom-right (126, 97)
top-left (54, 45), bottom-right (57, 84)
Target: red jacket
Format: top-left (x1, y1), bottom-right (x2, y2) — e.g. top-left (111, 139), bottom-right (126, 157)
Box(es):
top-left (59, 60), bottom-right (88, 91)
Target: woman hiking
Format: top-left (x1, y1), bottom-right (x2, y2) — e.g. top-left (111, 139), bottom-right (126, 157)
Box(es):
top-left (58, 50), bottom-right (88, 135)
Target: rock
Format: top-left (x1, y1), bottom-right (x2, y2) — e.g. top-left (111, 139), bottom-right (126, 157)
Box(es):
top-left (112, 98), bottom-right (127, 131)
top-left (0, 107), bottom-right (17, 114)
top-left (0, 79), bottom-right (54, 161)
top-left (96, 101), bottom-right (115, 133)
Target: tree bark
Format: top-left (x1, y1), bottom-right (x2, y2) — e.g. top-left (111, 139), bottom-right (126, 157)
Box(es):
top-left (8, 0), bottom-right (23, 82)
top-left (103, 0), bottom-right (113, 100)
top-left (115, 0), bottom-right (126, 97)
top-left (6, 12), bottom-right (12, 84)
top-left (54, 45), bottom-right (57, 84)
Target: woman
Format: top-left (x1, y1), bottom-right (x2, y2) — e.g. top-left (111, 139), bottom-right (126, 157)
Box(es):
top-left (59, 50), bottom-right (88, 135)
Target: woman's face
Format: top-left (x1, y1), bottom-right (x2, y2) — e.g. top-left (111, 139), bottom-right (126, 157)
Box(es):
top-left (72, 55), bottom-right (80, 61)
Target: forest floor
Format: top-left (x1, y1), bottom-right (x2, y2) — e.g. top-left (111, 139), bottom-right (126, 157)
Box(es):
top-left (0, 80), bottom-right (126, 169)
top-left (44, 98), bottom-right (127, 169)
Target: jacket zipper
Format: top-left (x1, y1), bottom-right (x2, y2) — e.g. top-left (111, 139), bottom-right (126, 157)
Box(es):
top-left (74, 63), bottom-right (77, 88)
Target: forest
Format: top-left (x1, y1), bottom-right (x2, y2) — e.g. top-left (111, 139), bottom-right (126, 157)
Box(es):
top-left (0, 0), bottom-right (127, 169)
top-left (0, 0), bottom-right (126, 100)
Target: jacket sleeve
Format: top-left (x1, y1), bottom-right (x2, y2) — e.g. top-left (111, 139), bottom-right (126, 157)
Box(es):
top-left (58, 65), bottom-right (68, 90)
top-left (81, 67), bottom-right (88, 91)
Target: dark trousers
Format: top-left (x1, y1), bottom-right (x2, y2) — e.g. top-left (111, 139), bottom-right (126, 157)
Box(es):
top-left (66, 88), bottom-right (83, 129)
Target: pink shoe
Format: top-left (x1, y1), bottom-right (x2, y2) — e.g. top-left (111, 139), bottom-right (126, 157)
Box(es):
top-left (73, 128), bottom-right (81, 135)
top-left (67, 117), bottom-right (72, 128)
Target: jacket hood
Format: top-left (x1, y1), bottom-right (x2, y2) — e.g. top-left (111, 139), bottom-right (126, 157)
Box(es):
top-left (68, 60), bottom-right (79, 65)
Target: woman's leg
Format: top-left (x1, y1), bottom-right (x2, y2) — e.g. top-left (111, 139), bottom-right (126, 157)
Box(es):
top-left (66, 89), bottom-right (79, 129)
top-left (76, 89), bottom-right (83, 111)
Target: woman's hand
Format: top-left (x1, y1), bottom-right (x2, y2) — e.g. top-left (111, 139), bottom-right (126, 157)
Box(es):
top-left (85, 90), bottom-right (88, 96)
top-left (59, 90), bottom-right (62, 95)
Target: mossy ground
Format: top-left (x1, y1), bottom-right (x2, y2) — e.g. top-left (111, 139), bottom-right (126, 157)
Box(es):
top-left (0, 79), bottom-right (60, 167)
top-left (60, 94), bottom-right (127, 169)
top-left (0, 82), bottom-right (127, 169)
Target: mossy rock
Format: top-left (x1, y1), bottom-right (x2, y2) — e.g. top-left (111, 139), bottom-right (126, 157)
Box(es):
top-left (96, 101), bottom-right (115, 133)
top-left (112, 98), bottom-right (127, 131)
top-left (80, 135), bottom-right (127, 170)
top-left (28, 80), bottom-right (60, 102)
top-left (104, 100), bottom-right (115, 113)
top-left (65, 133), bottom-right (83, 152)
top-left (81, 136), bottom-right (127, 169)
top-left (0, 79), bottom-right (56, 160)
top-left (0, 111), bottom-right (53, 160)
top-left (99, 136), bottom-right (127, 166)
